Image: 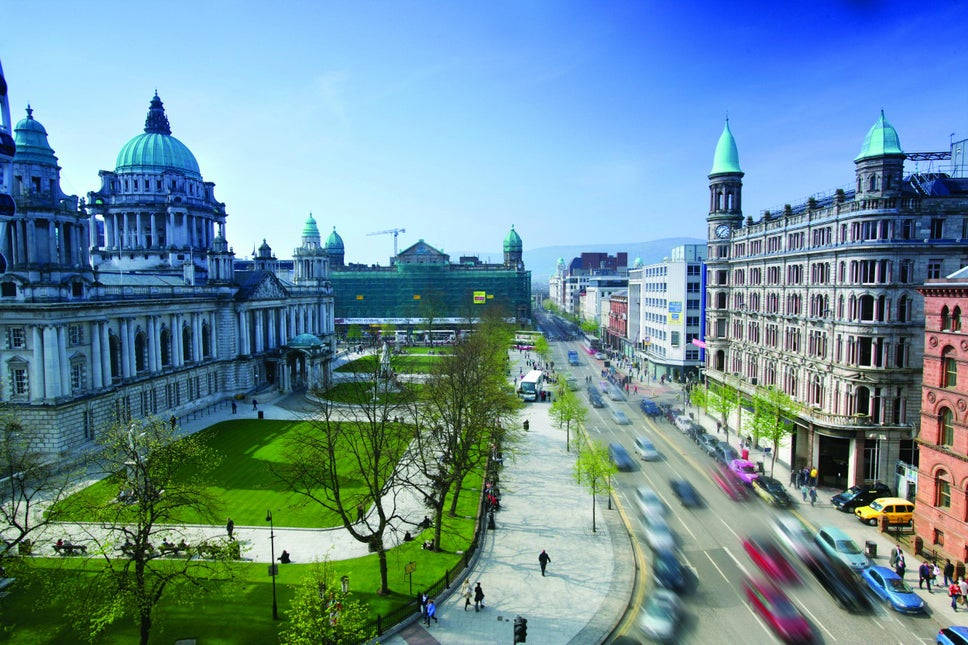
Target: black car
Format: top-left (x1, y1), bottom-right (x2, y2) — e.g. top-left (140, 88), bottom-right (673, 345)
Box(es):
top-left (751, 475), bottom-right (793, 507)
top-left (670, 479), bottom-right (703, 507)
top-left (714, 441), bottom-right (739, 465)
top-left (699, 434), bottom-right (720, 457)
top-left (652, 549), bottom-right (686, 592)
top-left (831, 481), bottom-right (892, 512)
top-left (586, 386), bottom-right (606, 408)
top-left (687, 423), bottom-right (707, 444)
top-left (609, 442), bottom-right (635, 472)
top-left (807, 549), bottom-right (875, 614)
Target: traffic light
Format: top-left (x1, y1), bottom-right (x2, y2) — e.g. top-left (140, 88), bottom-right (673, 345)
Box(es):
top-left (513, 616), bottom-right (527, 643)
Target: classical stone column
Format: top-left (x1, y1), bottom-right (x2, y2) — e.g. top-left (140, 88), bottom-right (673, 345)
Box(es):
top-left (147, 317), bottom-right (157, 372)
top-left (48, 221), bottom-right (58, 265)
top-left (101, 322), bottom-right (112, 383)
top-left (267, 308), bottom-right (277, 348)
top-left (193, 313), bottom-right (202, 361)
top-left (149, 214), bottom-right (157, 249)
top-left (91, 321), bottom-right (103, 388)
top-left (279, 308), bottom-right (288, 346)
top-left (31, 326), bottom-right (45, 402)
top-left (173, 314), bottom-right (184, 366)
top-left (209, 311), bottom-right (218, 359)
top-left (254, 309), bottom-right (265, 353)
top-left (238, 310), bottom-right (248, 355)
top-left (119, 319), bottom-right (131, 379)
top-left (43, 326), bottom-right (60, 399)
top-left (57, 325), bottom-right (71, 393)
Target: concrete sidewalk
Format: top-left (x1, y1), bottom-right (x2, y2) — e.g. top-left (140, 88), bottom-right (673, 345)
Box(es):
top-left (384, 355), bottom-right (634, 645)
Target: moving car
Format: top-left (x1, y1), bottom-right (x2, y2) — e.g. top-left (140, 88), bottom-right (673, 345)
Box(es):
top-left (634, 436), bottom-right (660, 461)
top-left (711, 463), bottom-right (750, 501)
top-left (729, 458), bottom-right (759, 484)
top-left (567, 350), bottom-right (580, 366)
top-left (586, 386), bottom-right (606, 408)
top-left (611, 409), bottom-right (631, 425)
top-left (807, 550), bottom-right (874, 614)
top-left (700, 434), bottom-right (721, 458)
top-left (742, 577), bottom-right (814, 644)
top-left (594, 352), bottom-right (606, 360)
top-left (642, 514), bottom-right (677, 552)
top-left (861, 565), bottom-right (925, 614)
top-left (652, 550), bottom-right (686, 592)
top-left (670, 479), bottom-right (703, 508)
top-left (638, 588), bottom-right (681, 643)
top-left (639, 399), bottom-right (661, 417)
top-left (565, 376), bottom-right (579, 391)
top-left (772, 515), bottom-right (819, 565)
top-left (743, 536), bottom-right (799, 584)
top-left (752, 476), bottom-right (793, 507)
top-left (831, 481), bottom-right (892, 512)
top-left (608, 442), bottom-right (635, 472)
top-left (635, 486), bottom-right (666, 518)
top-left (606, 384), bottom-right (626, 401)
top-left (938, 627), bottom-right (968, 645)
top-left (854, 497), bottom-right (915, 526)
top-left (815, 526), bottom-right (870, 571)
top-left (714, 441), bottom-right (740, 465)
top-left (674, 415), bottom-right (693, 432)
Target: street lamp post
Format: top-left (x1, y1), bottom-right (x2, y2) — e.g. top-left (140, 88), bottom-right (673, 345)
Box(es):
top-left (266, 510), bottom-right (278, 620)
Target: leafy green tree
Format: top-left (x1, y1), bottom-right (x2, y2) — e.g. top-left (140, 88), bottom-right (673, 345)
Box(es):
top-left (550, 382), bottom-right (587, 452)
top-left (748, 386), bottom-right (800, 476)
top-left (573, 440), bottom-right (617, 532)
top-left (708, 381), bottom-right (739, 437)
top-left (533, 335), bottom-right (550, 360)
top-left (346, 324), bottom-right (362, 342)
top-left (689, 384), bottom-right (708, 415)
top-left (280, 560), bottom-right (374, 645)
top-left (580, 319), bottom-right (599, 336)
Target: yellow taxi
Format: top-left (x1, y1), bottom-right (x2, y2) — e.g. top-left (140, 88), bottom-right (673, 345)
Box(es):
top-left (854, 497), bottom-right (914, 526)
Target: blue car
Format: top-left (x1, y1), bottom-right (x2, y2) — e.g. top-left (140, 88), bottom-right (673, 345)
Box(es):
top-left (640, 399), bottom-right (661, 416)
top-left (938, 626), bottom-right (968, 644)
top-left (861, 565), bottom-right (925, 614)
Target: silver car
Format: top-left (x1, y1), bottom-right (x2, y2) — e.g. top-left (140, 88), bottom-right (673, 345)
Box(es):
top-left (642, 513), bottom-right (676, 552)
top-left (611, 409), bottom-right (630, 425)
top-left (639, 588), bottom-right (681, 642)
top-left (635, 486), bottom-right (667, 519)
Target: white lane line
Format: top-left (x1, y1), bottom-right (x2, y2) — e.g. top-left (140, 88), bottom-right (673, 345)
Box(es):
top-left (639, 469), bottom-right (698, 541)
top-left (722, 545), bottom-right (751, 577)
top-left (703, 550), bottom-right (732, 583)
top-left (719, 516), bottom-right (741, 541)
top-left (790, 596), bottom-right (837, 643)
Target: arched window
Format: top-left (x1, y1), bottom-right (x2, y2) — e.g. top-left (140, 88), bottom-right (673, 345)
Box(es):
top-left (134, 331), bottom-right (147, 372)
top-left (859, 295), bottom-right (874, 321)
top-left (109, 334), bottom-right (121, 381)
top-left (160, 327), bottom-right (171, 367)
top-left (937, 469), bottom-right (952, 508)
top-left (943, 347), bottom-right (958, 388)
top-left (942, 306), bottom-right (951, 331)
top-left (714, 350), bottom-right (725, 371)
top-left (954, 307), bottom-right (962, 332)
top-left (854, 386), bottom-right (870, 415)
top-left (940, 408), bottom-right (955, 446)
top-left (182, 326), bottom-right (193, 362)
top-left (898, 296), bottom-right (909, 322)
top-left (869, 174), bottom-right (877, 191)
top-left (857, 177), bottom-right (862, 193)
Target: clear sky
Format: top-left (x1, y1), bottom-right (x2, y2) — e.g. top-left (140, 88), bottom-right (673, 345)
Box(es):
top-left (2, 1), bottom-right (967, 264)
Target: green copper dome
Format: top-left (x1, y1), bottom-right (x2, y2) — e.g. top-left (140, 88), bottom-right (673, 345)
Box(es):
top-left (288, 333), bottom-right (324, 348)
top-left (710, 120), bottom-right (742, 175)
top-left (503, 225), bottom-right (522, 252)
top-left (13, 106), bottom-right (58, 167)
top-left (302, 213), bottom-right (320, 240)
top-left (115, 93), bottom-right (201, 178)
top-left (325, 227), bottom-right (344, 251)
top-left (855, 110), bottom-right (903, 161)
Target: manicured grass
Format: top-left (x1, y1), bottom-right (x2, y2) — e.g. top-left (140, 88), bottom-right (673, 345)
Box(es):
top-left (52, 419), bottom-right (410, 528)
top-left (398, 346), bottom-right (452, 355)
top-left (335, 354), bottom-right (442, 374)
top-left (0, 469), bottom-right (483, 644)
top-left (319, 381), bottom-right (424, 405)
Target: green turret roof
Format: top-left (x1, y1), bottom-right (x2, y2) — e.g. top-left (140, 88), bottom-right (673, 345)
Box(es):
top-left (503, 225), bottom-right (522, 252)
top-left (325, 227), bottom-right (344, 251)
top-left (302, 213), bottom-right (320, 240)
top-left (115, 94), bottom-right (201, 178)
top-left (710, 120), bottom-right (742, 175)
top-left (13, 106), bottom-right (58, 167)
top-left (855, 110), bottom-right (903, 161)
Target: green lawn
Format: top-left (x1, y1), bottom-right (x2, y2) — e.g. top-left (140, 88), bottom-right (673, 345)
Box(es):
top-left (319, 381), bottom-right (424, 405)
top-left (335, 354), bottom-right (441, 374)
top-left (52, 419), bottom-right (410, 528)
top-left (1, 469), bottom-right (483, 644)
top-left (398, 346), bottom-right (452, 355)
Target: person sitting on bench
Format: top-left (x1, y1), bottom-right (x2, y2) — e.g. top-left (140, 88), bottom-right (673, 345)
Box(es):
top-left (278, 550), bottom-right (291, 564)
top-left (418, 515), bottom-right (432, 529)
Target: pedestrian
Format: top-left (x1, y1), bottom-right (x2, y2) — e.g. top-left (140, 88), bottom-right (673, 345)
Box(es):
top-left (252, 398), bottom-right (258, 411)
top-left (789, 468), bottom-right (796, 487)
top-left (809, 467), bottom-right (818, 486)
top-left (226, 517), bottom-right (234, 540)
top-left (945, 559), bottom-right (955, 587)
top-left (425, 598), bottom-right (438, 625)
top-left (419, 592), bottom-right (428, 618)
top-left (800, 484), bottom-right (808, 502)
top-left (960, 577), bottom-right (968, 606)
top-left (934, 562), bottom-right (942, 588)
top-left (461, 579), bottom-right (472, 611)
top-left (231, 401), bottom-right (237, 414)
top-left (920, 561), bottom-right (933, 593)
top-left (716, 421), bottom-right (722, 434)
top-left (951, 581), bottom-right (961, 612)
top-left (357, 503), bottom-right (365, 524)
top-left (895, 554), bottom-right (906, 579)
top-left (889, 544), bottom-right (901, 568)
top-left (474, 581), bottom-right (485, 611)
top-left (539, 549), bottom-right (551, 576)
top-left (809, 487), bottom-right (817, 507)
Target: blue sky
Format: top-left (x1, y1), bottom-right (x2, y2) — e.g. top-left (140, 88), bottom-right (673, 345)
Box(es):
top-left (2, 1), bottom-right (967, 265)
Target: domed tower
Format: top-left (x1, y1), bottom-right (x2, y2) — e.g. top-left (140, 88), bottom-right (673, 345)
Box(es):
top-left (325, 227), bottom-right (344, 268)
top-left (0, 57), bottom-right (16, 274)
top-left (3, 105), bottom-right (91, 297)
top-left (253, 238), bottom-right (278, 272)
top-left (503, 225), bottom-right (523, 267)
top-left (294, 213), bottom-right (328, 282)
top-left (88, 93), bottom-right (228, 271)
top-left (555, 256), bottom-right (566, 276)
top-left (854, 110), bottom-right (904, 198)
top-left (707, 119), bottom-right (744, 244)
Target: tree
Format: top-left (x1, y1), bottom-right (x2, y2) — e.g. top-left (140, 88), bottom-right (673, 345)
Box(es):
top-left (549, 383), bottom-right (587, 452)
top-left (580, 319), bottom-right (599, 336)
top-left (749, 386), bottom-right (800, 476)
top-left (708, 381), bottom-right (739, 436)
top-left (346, 324), bottom-right (362, 342)
top-left (277, 362), bottom-right (416, 595)
top-left (379, 322), bottom-right (397, 342)
top-left (280, 559), bottom-right (374, 645)
top-left (533, 335), bottom-right (550, 360)
top-left (72, 417), bottom-right (232, 645)
top-left (689, 384), bottom-right (709, 415)
top-left (573, 440), bottom-right (616, 532)
top-left (0, 415), bottom-right (81, 565)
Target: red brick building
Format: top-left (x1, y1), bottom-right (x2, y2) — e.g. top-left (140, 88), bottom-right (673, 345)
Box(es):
top-left (915, 268), bottom-right (968, 561)
top-left (605, 291), bottom-right (628, 352)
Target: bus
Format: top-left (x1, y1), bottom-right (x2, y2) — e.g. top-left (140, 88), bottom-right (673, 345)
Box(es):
top-left (582, 334), bottom-right (602, 355)
top-left (518, 370), bottom-right (544, 402)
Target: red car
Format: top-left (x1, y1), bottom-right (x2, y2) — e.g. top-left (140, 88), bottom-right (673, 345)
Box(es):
top-left (710, 463), bottom-right (749, 501)
top-left (743, 577), bottom-right (814, 644)
top-left (743, 536), bottom-right (800, 584)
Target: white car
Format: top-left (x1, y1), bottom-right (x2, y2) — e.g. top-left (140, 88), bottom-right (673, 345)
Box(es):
top-left (635, 486), bottom-right (667, 518)
top-left (594, 352), bottom-right (606, 360)
top-left (772, 515), bottom-right (820, 564)
top-left (639, 588), bottom-right (681, 643)
top-left (674, 415), bottom-right (692, 433)
top-left (642, 514), bottom-right (677, 552)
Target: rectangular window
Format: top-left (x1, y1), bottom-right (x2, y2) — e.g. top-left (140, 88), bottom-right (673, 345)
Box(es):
top-left (7, 327), bottom-right (25, 348)
top-left (938, 481), bottom-right (951, 509)
top-left (928, 260), bottom-right (943, 280)
top-left (686, 316), bottom-right (699, 326)
top-left (10, 366), bottom-right (28, 396)
top-left (686, 265), bottom-right (700, 276)
top-left (685, 349), bottom-right (699, 360)
top-left (901, 219), bottom-right (914, 240)
top-left (83, 409), bottom-right (94, 440)
top-left (931, 218), bottom-right (944, 239)
top-left (70, 361), bottom-right (85, 392)
top-left (670, 332), bottom-right (680, 346)
top-left (687, 299), bottom-right (699, 309)
top-left (68, 325), bottom-right (83, 345)
top-left (934, 529), bottom-right (945, 546)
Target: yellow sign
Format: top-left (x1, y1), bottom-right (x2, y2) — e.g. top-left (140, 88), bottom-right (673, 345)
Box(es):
top-left (404, 561), bottom-right (417, 574)
top-left (413, 294), bottom-right (421, 300)
top-left (473, 291), bottom-right (486, 304)
top-left (668, 313), bottom-right (682, 325)
top-left (487, 294), bottom-right (494, 299)
top-left (356, 295), bottom-right (364, 300)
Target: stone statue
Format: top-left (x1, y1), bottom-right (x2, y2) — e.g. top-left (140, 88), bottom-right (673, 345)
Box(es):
top-left (379, 341), bottom-right (392, 380)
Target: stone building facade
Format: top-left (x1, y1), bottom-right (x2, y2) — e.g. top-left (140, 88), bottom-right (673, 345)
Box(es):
top-left (704, 114), bottom-right (968, 488)
top-left (0, 65), bottom-right (335, 458)
top-left (914, 268), bottom-right (968, 561)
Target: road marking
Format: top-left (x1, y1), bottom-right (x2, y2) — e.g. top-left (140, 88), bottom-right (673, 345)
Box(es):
top-left (703, 549), bottom-right (732, 583)
top-left (791, 596), bottom-right (837, 642)
top-left (722, 545), bottom-right (750, 577)
top-left (719, 517), bottom-right (741, 541)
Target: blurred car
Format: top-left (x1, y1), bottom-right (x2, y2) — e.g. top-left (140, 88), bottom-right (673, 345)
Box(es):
top-left (635, 486), bottom-right (667, 518)
top-left (938, 626), bottom-right (968, 645)
top-left (594, 352), bottom-right (606, 360)
top-left (807, 550), bottom-right (874, 613)
top-left (861, 565), bottom-right (925, 614)
top-left (815, 526), bottom-right (870, 571)
top-left (742, 577), bottom-right (814, 644)
top-left (854, 497), bottom-right (915, 527)
top-left (586, 387), bottom-right (606, 408)
top-left (638, 588), bottom-right (681, 643)
top-left (752, 476), bottom-right (793, 507)
top-left (642, 514), bottom-right (677, 552)
top-left (711, 463), bottom-right (750, 501)
top-left (607, 384), bottom-right (627, 401)
top-left (743, 536), bottom-right (799, 584)
top-left (670, 479), bottom-right (703, 508)
top-left (634, 436), bottom-right (660, 461)
top-left (688, 424), bottom-right (708, 444)
top-left (831, 481), bottom-right (892, 513)
top-left (611, 409), bottom-right (631, 425)
top-left (714, 441), bottom-right (740, 465)
top-left (639, 399), bottom-right (661, 416)
top-left (674, 415), bottom-right (692, 433)
top-left (772, 515), bottom-right (820, 565)
top-left (729, 458), bottom-right (759, 485)
top-left (565, 376), bottom-right (579, 391)
top-left (700, 434), bottom-right (721, 458)
top-left (652, 550), bottom-right (686, 592)
top-left (608, 442), bottom-right (635, 472)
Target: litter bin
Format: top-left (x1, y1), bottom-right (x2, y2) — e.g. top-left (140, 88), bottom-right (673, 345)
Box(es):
top-left (258, 410), bottom-right (264, 419)
top-left (865, 540), bottom-right (877, 558)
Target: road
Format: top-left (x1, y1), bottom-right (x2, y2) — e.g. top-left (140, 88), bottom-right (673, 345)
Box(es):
top-left (534, 309), bottom-right (940, 645)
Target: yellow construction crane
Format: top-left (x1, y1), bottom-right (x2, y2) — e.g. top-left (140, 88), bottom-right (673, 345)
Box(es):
top-left (367, 227), bottom-right (406, 256)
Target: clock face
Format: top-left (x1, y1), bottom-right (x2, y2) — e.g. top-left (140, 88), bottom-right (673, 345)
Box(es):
top-left (715, 224), bottom-right (731, 239)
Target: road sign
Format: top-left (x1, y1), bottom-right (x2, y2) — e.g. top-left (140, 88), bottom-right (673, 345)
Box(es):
top-left (268, 564), bottom-right (278, 576)
top-left (405, 561), bottom-right (417, 574)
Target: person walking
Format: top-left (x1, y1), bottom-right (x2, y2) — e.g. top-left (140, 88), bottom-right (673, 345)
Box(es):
top-left (945, 559), bottom-right (955, 587)
top-left (959, 577), bottom-right (968, 606)
top-left (419, 592), bottom-right (429, 618)
top-left (919, 561), bottom-right (933, 593)
top-left (951, 581), bottom-right (961, 612)
top-left (231, 401), bottom-right (237, 414)
top-left (425, 598), bottom-right (438, 625)
top-left (226, 517), bottom-right (234, 540)
top-left (460, 579), bottom-right (472, 611)
top-left (934, 562), bottom-right (942, 589)
top-left (539, 549), bottom-right (551, 576)
top-left (890, 544), bottom-right (902, 568)
top-left (252, 398), bottom-right (258, 411)
top-left (809, 487), bottom-right (817, 507)
top-left (800, 484), bottom-right (809, 502)
top-left (474, 581), bottom-right (485, 611)
top-left (895, 554), bottom-right (906, 579)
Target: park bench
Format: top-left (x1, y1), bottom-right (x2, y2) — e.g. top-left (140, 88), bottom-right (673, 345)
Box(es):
top-left (53, 542), bottom-right (87, 556)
